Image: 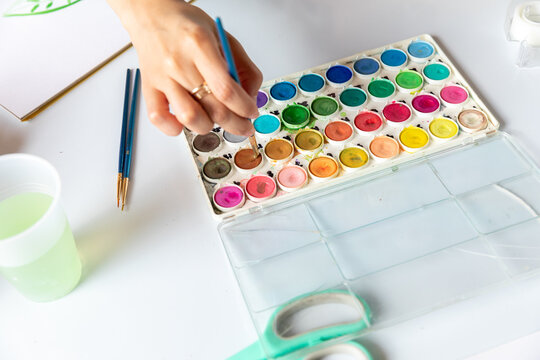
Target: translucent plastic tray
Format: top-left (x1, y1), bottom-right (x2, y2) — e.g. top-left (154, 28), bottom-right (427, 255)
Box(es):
top-left (219, 132), bottom-right (540, 359)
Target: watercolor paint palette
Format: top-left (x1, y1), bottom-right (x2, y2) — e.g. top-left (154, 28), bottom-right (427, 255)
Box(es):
top-left (184, 34), bottom-right (499, 220)
top-left (183, 34), bottom-right (540, 359)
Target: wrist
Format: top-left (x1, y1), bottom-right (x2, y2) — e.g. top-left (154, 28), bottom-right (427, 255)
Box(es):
top-left (107, 0), bottom-right (190, 31)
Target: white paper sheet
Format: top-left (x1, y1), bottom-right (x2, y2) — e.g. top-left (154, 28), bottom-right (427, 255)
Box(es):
top-left (0, 0), bottom-right (130, 119)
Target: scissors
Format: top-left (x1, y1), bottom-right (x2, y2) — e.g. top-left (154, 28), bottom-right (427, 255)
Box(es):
top-left (228, 289), bottom-right (372, 360)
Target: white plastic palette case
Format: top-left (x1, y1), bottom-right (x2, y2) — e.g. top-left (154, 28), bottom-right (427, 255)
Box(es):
top-left (182, 35), bottom-right (540, 359)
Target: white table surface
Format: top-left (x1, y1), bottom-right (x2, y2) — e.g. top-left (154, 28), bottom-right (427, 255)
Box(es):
top-left (1, 0), bottom-right (540, 359)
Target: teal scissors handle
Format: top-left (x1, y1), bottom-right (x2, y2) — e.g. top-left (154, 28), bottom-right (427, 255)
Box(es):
top-left (228, 289), bottom-right (372, 360)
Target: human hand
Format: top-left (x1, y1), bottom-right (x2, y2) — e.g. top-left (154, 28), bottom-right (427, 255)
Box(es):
top-left (108, 0), bottom-right (262, 136)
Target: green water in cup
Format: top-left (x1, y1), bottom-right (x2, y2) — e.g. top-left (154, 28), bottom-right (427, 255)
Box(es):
top-left (0, 192), bottom-right (81, 302)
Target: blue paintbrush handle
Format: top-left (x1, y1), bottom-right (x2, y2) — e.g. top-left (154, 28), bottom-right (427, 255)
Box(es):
top-left (123, 68), bottom-right (140, 180)
top-left (118, 69), bottom-right (131, 174)
top-left (215, 17), bottom-right (240, 83)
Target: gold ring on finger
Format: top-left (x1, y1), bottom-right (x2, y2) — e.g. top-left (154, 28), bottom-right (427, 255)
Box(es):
top-left (191, 83), bottom-right (212, 101)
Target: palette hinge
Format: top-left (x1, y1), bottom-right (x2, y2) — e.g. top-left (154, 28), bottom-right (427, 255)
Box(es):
top-left (469, 132), bottom-right (489, 145)
top-left (249, 205), bottom-right (264, 215)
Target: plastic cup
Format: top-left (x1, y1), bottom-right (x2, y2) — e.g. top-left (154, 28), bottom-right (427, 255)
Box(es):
top-left (0, 154), bottom-right (81, 302)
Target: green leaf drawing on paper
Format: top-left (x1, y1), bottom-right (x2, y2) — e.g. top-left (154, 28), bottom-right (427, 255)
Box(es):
top-left (3, 0), bottom-right (82, 17)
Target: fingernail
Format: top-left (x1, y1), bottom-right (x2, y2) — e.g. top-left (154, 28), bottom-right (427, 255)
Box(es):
top-left (250, 110), bottom-right (260, 119)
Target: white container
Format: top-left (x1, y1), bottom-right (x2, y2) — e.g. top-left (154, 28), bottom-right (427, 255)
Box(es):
top-left (222, 131), bottom-right (248, 148)
top-left (395, 70), bottom-right (424, 93)
top-left (245, 175), bottom-right (277, 202)
top-left (457, 109), bottom-right (489, 133)
top-left (428, 117), bottom-right (460, 142)
top-left (325, 64), bottom-right (354, 88)
top-left (422, 62), bottom-right (452, 85)
top-left (368, 136), bottom-right (401, 161)
top-left (294, 129), bottom-right (325, 156)
top-left (253, 114), bottom-right (282, 140)
top-left (276, 165), bottom-right (309, 192)
top-left (192, 132), bottom-right (223, 154)
top-left (0, 154), bottom-right (82, 302)
top-left (324, 120), bottom-right (355, 146)
top-left (411, 93), bottom-right (441, 118)
top-left (202, 157), bottom-right (234, 183)
top-left (382, 102), bottom-right (413, 128)
top-left (263, 139), bottom-right (295, 167)
top-left (338, 87), bottom-right (368, 112)
top-left (380, 48), bottom-right (408, 71)
top-left (233, 148), bottom-right (265, 174)
top-left (269, 81), bottom-right (298, 105)
top-left (353, 110), bottom-right (384, 136)
top-left (307, 155), bottom-right (340, 182)
top-left (338, 146), bottom-right (370, 172)
top-left (212, 184), bottom-right (246, 212)
top-left (439, 84), bottom-right (470, 108)
top-left (398, 126), bottom-right (431, 153)
top-left (297, 73), bottom-right (326, 96)
top-left (367, 78), bottom-right (396, 102)
top-left (407, 40), bottom-right (436, 63)
top-left (353, 56), bottom-right (381, 79)
top-left (310, 96), bottom-right (340, 121)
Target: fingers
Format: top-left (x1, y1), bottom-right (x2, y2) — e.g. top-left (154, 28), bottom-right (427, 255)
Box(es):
top-left (164, 80), bottom-right (214, 134)
top-left (199, 94), bottom-right (255, 136)
top-left (227, 33), bottom-right (263, 97)
top-left (143, 83), bottom-right (184, 136)
top-left (193, 32), bottom-right (259, 119)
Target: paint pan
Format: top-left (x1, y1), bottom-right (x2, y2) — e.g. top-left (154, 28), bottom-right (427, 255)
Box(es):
top-left (264, 138), bottom-right (294, 166)
top-left (457, 109), bottom-right (489, 133)
top-left (324, 120), bottom-right (354, 145)
top-left (234, 148), bottom-right (264, 174)
top-left (213, 184), bottom-right (245, 212)
top-left (223, 131), bottom-right (248, 147)
top-left (368, 136), bottom-right (400, 161)
top-left (367, 79), bottom-right (395, 102)
top-left (399, 126), bottom-right (430, 153)
top-left (380, 48), bottom-right (408, 70)
top-left (354, 111), bottom-right (383, 135)
top-left (439, 84), bottom-right (469, 107)
top-left (428, 117), bottom-right (459, 141)
top-left (308, 155), bottom-right (339, 182)
top-left (353, 57), bottom-right (381, 79)
top-left (395, 70), bottom-right (424, 93)
top-left (310, 96), bottom-right (340, 121)
top-left (325, 64), bottom-right (353, 87)
top-left (339, 146), bottom-right (369, 172)
top-left (202, 157), bottom-right (233, 183)
top-left (253, 114), bottom-right (281, 139)
top-left (298, 73), bottom-right (326, 96)
top-left (281, 104), bottom-right (311, 130)
top-left (257, 90), bottom-right (269, 109)
top-left (411, 93), bottom-right (440, 117)
top-left (422, 62), bottom-right (451, 84)
top-left (294, 129), bottom-right (324, 155)
top-left (339, 87), bottom-right (368, 111)
top-left (245, 175), bottom-right (277, 202)
top-left (407, 40), bottom-right (435, 63)
top-left (277, 165), bottom-right (308, 192)
top-left (382, 102), bottom-right (412, 127)
top-left (270, 81), bottom-right (297, 105)
top-left (192, 132), bottom-right (222, 154)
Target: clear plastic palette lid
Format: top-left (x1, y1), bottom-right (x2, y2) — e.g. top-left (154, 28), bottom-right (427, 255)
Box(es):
top-left (219, 132), bottom-right (540, 359)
